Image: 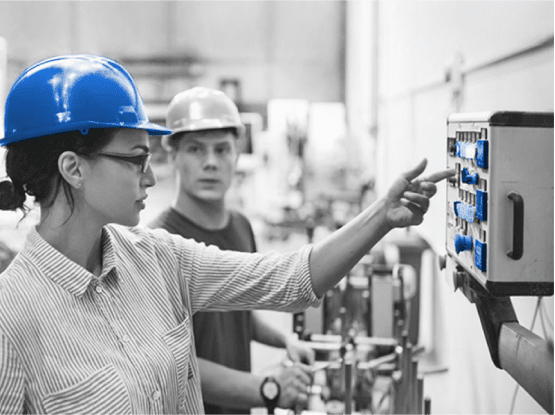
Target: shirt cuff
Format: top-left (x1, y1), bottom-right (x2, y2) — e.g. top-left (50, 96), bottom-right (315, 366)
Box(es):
top-left (298, 244), bottom-right (323, 308)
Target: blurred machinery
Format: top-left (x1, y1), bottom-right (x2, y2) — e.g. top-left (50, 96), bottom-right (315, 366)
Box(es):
top-left (444, 111), bottom-right (554, 413)
top-left (289, 215), bottom-right (432, 415)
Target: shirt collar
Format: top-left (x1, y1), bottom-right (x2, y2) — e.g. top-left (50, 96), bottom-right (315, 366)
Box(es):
top-left (22, 227), bottom-right (119, 297)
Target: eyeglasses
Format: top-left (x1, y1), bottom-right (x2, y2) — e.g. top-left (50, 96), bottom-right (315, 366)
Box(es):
top-left (95, 152), bottom-right (152, 174)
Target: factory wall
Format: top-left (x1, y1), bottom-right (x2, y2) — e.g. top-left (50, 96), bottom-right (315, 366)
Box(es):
top-left (0, 1), bottom-right (344, 105)
top-left (347, 1), bottom-right (553, 413)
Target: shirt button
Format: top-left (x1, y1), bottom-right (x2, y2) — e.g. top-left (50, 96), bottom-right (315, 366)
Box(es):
top-left (152, 390), bottom-right (161, 401)
top-left (95, 285), bottom-right (103, 293)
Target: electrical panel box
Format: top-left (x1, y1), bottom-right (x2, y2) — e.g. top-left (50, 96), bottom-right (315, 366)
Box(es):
top-left (446, 111), bottom-right (554, 296)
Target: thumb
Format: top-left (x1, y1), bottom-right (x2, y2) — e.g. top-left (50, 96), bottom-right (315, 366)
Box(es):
top-left (402, 158), bottom-right (427, 182)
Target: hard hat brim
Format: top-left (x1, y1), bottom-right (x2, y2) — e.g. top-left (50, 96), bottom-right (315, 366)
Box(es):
top-left (1, 122), bottom-right (172, 146)
top-left (160, 123), bottom-right (244, 152)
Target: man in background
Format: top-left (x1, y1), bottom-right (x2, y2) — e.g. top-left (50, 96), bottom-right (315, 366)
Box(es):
top-left (149, 87), bottom-right (314, 414)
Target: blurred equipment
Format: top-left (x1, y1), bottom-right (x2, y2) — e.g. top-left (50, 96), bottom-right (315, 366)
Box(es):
top-left (290, 216), bottom-right (432, 414)
top-left (444, 111), bottom-right (554, 413)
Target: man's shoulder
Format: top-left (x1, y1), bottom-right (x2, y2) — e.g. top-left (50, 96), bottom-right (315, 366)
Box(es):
top-left (229, 209), bottom-right (253, 228)
top-left (146, 207), bottom-right (175, 230)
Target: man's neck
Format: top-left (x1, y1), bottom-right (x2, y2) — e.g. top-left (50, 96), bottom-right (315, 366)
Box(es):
top-left (171, 192), bottom-right (230, 230)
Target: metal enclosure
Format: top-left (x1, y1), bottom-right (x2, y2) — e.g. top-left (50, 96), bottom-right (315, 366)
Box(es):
top-left (445, 111), bottom-right (554, 296)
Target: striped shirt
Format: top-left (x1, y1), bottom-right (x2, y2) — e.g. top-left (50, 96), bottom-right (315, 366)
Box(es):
top-left (0, 224), bottom-right (317, 414)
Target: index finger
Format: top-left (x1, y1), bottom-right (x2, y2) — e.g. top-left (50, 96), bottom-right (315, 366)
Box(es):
top-left (402, 158), bottom-right (428, 183)
top-left (422, 168), bottom-right (456, 183)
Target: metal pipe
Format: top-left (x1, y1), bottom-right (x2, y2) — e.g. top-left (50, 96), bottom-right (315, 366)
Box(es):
top-left (340, 306), bottom-right (348, 344)
top-left (391, 370), bottom-right (402, 414)
top-left (344, 359), bottom-right (353, 414)
top-left (498, 322), bottom-right (554, 414)
top-left (403, 343), bottom-right (413, 414)
top-left (416, 376), bottom-right (424, 415)
top-left (358, 352), bottom-right (396, 370)
top-left (308, 333), bottom-right (398, 347)
top-left (303, 341), bottom-right (374, 353)
top-left (410, 358), bottom-right (418, 413)
top-left (424, 397), bottom-right (431, 415)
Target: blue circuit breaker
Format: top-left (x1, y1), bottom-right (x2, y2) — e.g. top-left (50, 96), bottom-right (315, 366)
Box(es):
top-left (445, 111), bottom-right (553, 296)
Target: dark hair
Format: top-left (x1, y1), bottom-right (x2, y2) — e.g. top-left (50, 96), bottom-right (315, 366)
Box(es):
top-left (0, 128), bottom-right (117, 217)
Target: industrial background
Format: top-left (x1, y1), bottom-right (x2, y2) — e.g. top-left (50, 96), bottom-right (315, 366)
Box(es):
top-left (0, 1), bottom-right (553, 414)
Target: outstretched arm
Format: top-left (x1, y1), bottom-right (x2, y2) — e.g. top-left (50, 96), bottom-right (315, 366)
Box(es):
top-left (310, 159), bottom-right (455, 297)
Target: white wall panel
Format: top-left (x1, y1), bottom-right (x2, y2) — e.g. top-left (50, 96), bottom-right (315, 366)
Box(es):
top-left (380, 1), bottom-right (554, 94)
top-left (77, 2), bottom-right (169, 57)
top-left (271, 0), bottom-right (343, 65)
top-left (371, 1), bottom-right (554, 413)
top-left (0, 2), bottom-right (72, 62)
top-left (270, 62), bottom-right (341, 101)
top-left (173, 1), bottom-right (268, 61)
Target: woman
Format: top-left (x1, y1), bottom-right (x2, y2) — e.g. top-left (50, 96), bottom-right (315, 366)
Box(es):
top-left (0, 55), bottom-right (453, 414)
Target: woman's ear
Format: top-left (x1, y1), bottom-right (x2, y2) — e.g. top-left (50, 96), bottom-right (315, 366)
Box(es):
top-left (58, 151), bottom-right (84, 189)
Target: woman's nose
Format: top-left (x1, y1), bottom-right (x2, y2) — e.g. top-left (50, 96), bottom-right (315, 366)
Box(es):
top-left (142, 164), bottom-right (157, 187)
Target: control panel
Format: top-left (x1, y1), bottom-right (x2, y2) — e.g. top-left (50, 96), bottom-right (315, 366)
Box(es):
top-left (446, 111), bottom-right (553, 296)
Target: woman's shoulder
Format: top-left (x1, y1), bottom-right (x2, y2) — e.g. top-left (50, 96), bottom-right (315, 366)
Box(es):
top-left (0, 252), bottom-right (35, 289)
top-left (0, 253), bottom-right (45, 325)
top-left (104, 223), bottom-right (206, 258)
top-left (106, 223), bottom-right (169, 242)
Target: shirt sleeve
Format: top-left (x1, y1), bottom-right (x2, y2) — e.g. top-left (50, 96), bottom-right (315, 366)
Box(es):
top-left (148, 227), bottom-right (321, 314)
top-left (0, 329), bottom-right (25, 414)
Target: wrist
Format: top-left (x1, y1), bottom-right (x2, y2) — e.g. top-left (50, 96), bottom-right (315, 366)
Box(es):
top-left (252, 375), bottom-right (266, 406)
top-left (260, 376), bottom-right (281, 415)
top-left (376, 196), bottom-right (395, 232)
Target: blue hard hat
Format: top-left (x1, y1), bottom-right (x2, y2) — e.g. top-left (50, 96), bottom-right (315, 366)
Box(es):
top-left (1, 54), bottom-right (172, 146)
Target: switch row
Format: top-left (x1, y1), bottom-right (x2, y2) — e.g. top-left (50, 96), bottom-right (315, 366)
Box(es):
top-left (453, 233), bottom-right (487, 272)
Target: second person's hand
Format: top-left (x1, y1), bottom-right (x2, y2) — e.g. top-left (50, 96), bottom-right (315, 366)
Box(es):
top-left (285, 336), bottom-right (315, 366)
top-left (272, 362), bottom-right (312, 409)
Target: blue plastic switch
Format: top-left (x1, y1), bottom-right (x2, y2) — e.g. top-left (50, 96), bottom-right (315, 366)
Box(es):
top-left (475, 240), bottom-right (487, 272)
top-left (476, 140), bottom-right (489, 169)
top-left (476, 190), bottom-right (487, 221)
top-left (455, 234), bottom-right (473, 254)
top-left (461, 168), bottom-right (479, 184)
top-left (456, 142), bottom-right (477, 160)
top-left (454, 201), bottom-right (475, 223)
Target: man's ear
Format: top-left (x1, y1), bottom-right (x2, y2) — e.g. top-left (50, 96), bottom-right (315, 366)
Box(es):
top-left (58, 151), bottom-right (85, 189)
top-left (233, 139), bottom-right (241, 166)
top-left (168, 147), bottom-right (178, 161)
